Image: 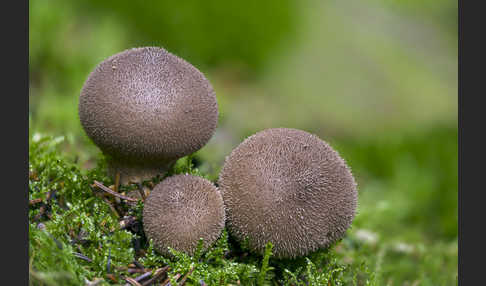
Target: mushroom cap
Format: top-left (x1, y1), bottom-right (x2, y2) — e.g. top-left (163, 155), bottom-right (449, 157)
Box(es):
top-left (218, 128), bottom-right (357, 258)
top-left (143, 174), bottom-right (225, 256)
top-left (79, 47), bottom-right (218, 164)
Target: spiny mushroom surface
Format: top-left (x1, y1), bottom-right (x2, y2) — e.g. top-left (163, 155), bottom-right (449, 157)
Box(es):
top-left (79, 47), bottom-right (218, 184)
top-left (218, 128), bottom-right (357, 258)
top-left (143, 174), bottom-right (225, 256)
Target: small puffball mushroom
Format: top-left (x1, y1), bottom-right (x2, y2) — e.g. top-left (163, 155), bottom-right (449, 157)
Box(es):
top-left (79, 47), bottom-right (218, 184)
top-left (143, 174), bottom-right (225, 256)
top-left (218, 128), bottom-right (357, 258)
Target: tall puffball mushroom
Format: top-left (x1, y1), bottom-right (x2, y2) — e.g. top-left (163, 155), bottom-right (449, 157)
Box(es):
top-left (79, 47), bottom-right (218, 184)
top-left (143, 174), bottom-right (225, 256)
top-left (218, 128), bottom-right (357, 258)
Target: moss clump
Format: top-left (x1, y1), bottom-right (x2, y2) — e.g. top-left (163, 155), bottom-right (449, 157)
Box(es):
top-left (29, 134), bottom-right (135, 285)
top-left (29, 134), bottom-right (375, 285)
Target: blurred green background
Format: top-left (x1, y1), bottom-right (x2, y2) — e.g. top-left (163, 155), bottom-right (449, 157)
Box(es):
top-left (29, 0), bottom-right (457, 284)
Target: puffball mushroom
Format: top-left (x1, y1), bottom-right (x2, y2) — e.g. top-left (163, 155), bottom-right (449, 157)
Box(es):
top-left (79, 47), bottom-right (218, 184)
top-left (143, 174), bottom-right (225, 256)
top-left (218, 128), bottom-right (357, 258)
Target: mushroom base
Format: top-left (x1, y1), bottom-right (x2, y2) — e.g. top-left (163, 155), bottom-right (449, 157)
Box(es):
top-left (107, 158), bottom-right (176, 185)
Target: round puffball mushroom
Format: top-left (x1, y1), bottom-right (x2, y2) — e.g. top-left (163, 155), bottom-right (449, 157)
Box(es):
top-left (79, 47), bottom-right (218, 184)
top-left (218, 128), bottom-right (357, 258)
top-left (143, 174), bottom-right (225, 256)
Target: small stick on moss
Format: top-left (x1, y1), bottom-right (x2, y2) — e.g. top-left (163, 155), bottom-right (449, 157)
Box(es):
top-left (46, 188), bottom-right (58, 202)
top-left (115, 266), bottom-right (128, 272)
top-left (84, 278), bottom-right (104, 286)
top-left (105, 274), bottom-right (118, 283)
top-left (135, 272), bottom-right (152, 282)
top-left (141, 266), bottom-right (170, 286)
top-left (128, 268), bottom-right (145, 274)
top-left (29, 170), bottom-right (38, 181)
top-left (101, 196), bottom-right (120, 218)
top-left (29, 198), bottom-right (43, 206)
top-left (115, 172), bottom-right (121, 193)
top-left (73, 252), bottom-right (93, 263)
top-left (161, 273), bottom-right (181, 286)
top-left (133, 260), bottom-right (145, 270)
top-left (124, 277), bottom-right (143, 286)
top-left (106, 247), bottom-right (112, 273)
top-left (123, 271), bottom-right (153, 286)
top-left (93, 180), bottom-right (138, 202)
top-left (178, 266), bottom-right (195, 286)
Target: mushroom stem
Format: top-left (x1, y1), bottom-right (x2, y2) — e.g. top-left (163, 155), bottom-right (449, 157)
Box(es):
top-left (107, 157), bottom-right (176, 185)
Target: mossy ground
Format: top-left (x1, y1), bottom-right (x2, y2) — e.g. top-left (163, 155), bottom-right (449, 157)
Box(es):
top-left (29, 134), bottom-right (379, 286)
top-left (29, 127), bottom-right (457, 286)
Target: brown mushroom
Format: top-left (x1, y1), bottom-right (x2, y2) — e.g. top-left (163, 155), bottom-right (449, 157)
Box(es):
top-left (79, 47), bottom-right (218, 184)
top-left (218, 128), bottom-right (357, 258)
top-left (143, 174), bottom-right (225, 256)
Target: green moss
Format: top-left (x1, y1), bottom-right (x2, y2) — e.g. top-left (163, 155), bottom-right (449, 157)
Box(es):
top-left (28, 133), bottom-right (384, 285)
top-left (257, 243), bottom-right (274, 286)
top-left (30, 130), bottom-right (458, 285)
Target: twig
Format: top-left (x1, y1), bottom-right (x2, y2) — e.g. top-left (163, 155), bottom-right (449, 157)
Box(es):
top-left (29, 170), bottom-right (38, 181)
top-left (178, 267), bottom-right (195, 286)
top-left (133, 260), bottom-right (145, 270)
top-left (101, 196), bottom-right (120, 218)
top-left (123, 271), bottom-right (152, 286)
top-left (124, 277), bottom-right (143, 286)
top-left (46, 188), bottom-right (58, 202)
top-left (115, 266), bottom-right (128, 272)
top-left (29, 198), bottom-right (43, 206)
top-left (141, 266), bottom-right (170, 286)
top-left (161, 273), bottom-right (181, 286)
top-left (84, 278), bottom-right (104, 286)
top-left (115, 172), bottom-right (120, 193)
top-left (107, 247), bottom-right (112, 273)
top-left (73, 252), bottom-right (93, 263)
top-left (105, 274), bottom-right (118, 283)
top-left (135, 272), bottom-right (153, 282)
top-left (92, 181), bottom-right (138, 202)
top-left (128, 268), bottom-right (146, 274)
